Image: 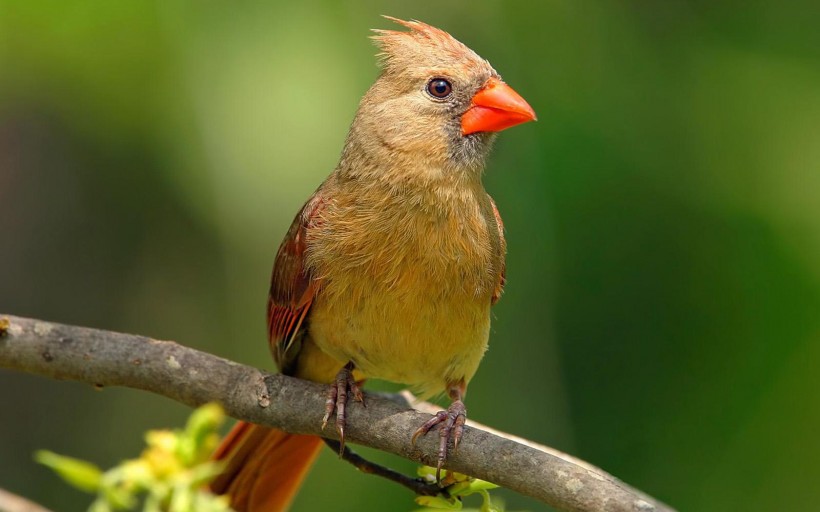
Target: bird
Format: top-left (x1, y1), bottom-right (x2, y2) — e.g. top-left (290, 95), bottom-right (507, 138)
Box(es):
top-left (209, 17), bottom-right (536, 511)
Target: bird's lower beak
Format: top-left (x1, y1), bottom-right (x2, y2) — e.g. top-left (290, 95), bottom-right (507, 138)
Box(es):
top-left (461, 77), bottom-right (537, 135)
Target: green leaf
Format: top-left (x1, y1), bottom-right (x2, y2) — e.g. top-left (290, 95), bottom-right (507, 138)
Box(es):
top-left (34, 450), bottom-right (102, 492)
top-left (180, 403), bottom-right (225, 465)
top-left (466, 480), bottom-right (500, 492)
top-left (415, 495), bottom-right (463, 510)
top-left (36, 404), bottom-right (234, 512)
top-left (453, 479), bottom-right (500, 498)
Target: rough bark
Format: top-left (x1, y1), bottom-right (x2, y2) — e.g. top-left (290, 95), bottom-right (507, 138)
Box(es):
top-left (0, 314), bottom-right (675, 512)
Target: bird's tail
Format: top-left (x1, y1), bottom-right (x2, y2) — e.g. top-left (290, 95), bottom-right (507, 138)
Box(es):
top-left (210, 421), bottom-right (323, 512)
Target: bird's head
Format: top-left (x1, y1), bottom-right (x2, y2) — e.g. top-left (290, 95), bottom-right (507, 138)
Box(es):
top-left (339, 17), bottom-right (536, 180)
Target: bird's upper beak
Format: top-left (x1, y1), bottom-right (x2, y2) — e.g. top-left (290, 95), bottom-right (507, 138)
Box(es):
top-left (461, 77), bottom-right (537, 136)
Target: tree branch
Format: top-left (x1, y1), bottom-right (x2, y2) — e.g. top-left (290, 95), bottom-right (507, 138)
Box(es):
top-left (0, 314), bottom-right (675, 512)
top-left (0, 487), bottom-right (54, 512)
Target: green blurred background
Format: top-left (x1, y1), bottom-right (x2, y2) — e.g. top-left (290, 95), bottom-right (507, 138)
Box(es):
top-left (2, 1), bottom-right (819, 510)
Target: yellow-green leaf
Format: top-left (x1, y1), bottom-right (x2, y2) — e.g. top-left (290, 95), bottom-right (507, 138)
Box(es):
top-left (34, 450), bottom-right (102, 492)
top-left (415, 495), bottom-right (463, 510)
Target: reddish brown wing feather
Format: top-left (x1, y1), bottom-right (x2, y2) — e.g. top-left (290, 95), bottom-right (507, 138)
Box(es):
top-left (267, 193), bottom-right (325, 372)
top-left (489, 196), bottom-right (507, 306)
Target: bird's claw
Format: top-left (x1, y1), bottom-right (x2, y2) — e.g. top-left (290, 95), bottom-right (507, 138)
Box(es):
top-left (411, 400), bottom-right (466, 481)
top-left (321, 362), bottom-right (364, 456)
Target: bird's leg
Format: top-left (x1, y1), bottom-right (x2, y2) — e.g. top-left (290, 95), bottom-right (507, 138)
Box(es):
top-left (321, 361), bottom-right (364, 455)
top-left (411, 381), bottom-right (467, 481)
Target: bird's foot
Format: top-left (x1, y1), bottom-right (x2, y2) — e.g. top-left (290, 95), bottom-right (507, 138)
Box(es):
top-left (322, 361), bottom-right (364, 455)
top-left (411, 399), bottom-right (467, 481)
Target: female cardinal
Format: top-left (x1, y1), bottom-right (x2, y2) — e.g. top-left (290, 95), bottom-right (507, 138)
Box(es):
top-left (210, 17), bottom-right (536, 511)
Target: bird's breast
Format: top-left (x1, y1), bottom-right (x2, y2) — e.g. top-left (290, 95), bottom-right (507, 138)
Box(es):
top-left (304, 181), bottom-right (502, 395)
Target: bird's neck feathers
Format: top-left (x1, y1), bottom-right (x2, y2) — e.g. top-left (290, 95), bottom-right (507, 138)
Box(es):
top-left (334, 138), bottom-right (488, 220)
top-left (336, 120), bottom-right (484, 188)
top-left (335, 83), bottom-right (493, 194)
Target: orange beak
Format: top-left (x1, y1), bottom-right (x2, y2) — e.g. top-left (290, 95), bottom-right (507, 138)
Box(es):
top-left (461, 77), bottom-right (537, 136)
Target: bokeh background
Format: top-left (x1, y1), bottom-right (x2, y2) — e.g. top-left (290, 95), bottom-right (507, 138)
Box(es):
top-left (2, 1), bottom-right (819, 511)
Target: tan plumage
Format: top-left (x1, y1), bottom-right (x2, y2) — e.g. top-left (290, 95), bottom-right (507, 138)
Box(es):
top-left (211, 17), bottom-right (534, 511)
top-left (305, 172), bottom-right (503, 397)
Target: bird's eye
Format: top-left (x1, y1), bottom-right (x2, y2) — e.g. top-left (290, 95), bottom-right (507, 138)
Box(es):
top-left (427, 78), bottom-right (452, 98)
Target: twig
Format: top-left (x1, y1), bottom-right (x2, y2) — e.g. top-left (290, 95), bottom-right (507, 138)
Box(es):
top-left (0, 487), bottom-right (54, 512)
top-left (323, 439), bottom-right (441, 497)
top-left (0, 314), bottom-right (676, 512)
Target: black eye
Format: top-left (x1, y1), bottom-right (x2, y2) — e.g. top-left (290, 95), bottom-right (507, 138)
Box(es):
top-left (427, 78), bottom-right (452, 98)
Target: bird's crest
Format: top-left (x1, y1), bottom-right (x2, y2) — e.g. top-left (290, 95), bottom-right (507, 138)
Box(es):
top-left (371, 16), bottom-right (489, 75)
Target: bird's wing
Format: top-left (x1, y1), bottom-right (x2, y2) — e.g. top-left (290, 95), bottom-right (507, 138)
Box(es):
top-left (267, 192), bottom-right (325, 373)
top-left (489, 195), bottom-right (507, 306)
